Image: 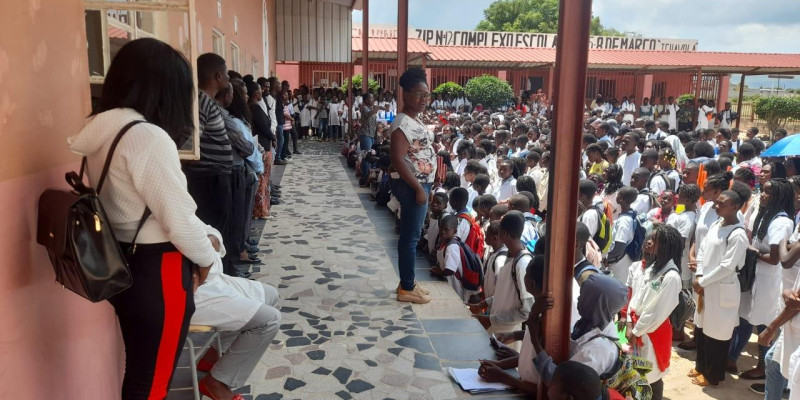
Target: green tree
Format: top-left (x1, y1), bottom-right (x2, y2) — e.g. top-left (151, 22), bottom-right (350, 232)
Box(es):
top-left (753, 96), bottom-right (800, 137)
top-left (342, 74), bottom-right (380, 93)
top-left (432, 82), bottom-right (464, 98)
top-left (476, 0), bottom-right (623, 36)
top-left (464, 75), bottom-right (513, 110)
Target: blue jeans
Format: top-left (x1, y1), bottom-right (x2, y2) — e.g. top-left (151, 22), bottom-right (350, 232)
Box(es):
top-left (393, 179), bottom-right (431, 291)
top-left (319, 118), bottom-right (329, 139)
top-left (765, 337), bottom-right (788, 400)
top-left (275, 125), bottom-right (284, 161)
top-left (360, 135), bottom-right (374, 152)
top-left (728, 317), bottom-right (768, 363)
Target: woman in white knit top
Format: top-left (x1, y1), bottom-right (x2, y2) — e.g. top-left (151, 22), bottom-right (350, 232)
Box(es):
top-left (69, 38), bottom-right (220, 400)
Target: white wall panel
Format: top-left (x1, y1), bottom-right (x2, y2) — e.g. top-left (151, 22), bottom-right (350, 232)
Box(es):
top-left (275, 0), bottom-right (351, 62)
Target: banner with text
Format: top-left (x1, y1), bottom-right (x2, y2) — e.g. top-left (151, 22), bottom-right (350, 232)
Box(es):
top-left (352, 26), bottom-right (698, 52)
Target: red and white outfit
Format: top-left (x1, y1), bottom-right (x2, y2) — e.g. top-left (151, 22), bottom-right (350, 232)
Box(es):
top-left (626, 259), bottom-right (681, 383)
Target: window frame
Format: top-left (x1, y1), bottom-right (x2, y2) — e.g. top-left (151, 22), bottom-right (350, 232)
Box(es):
top-left (84, 0), bottom-right (200, 160)
top-left (211, 28), bottom-right (226, 59)
top-left (229, 41), bottom-right (240, 72)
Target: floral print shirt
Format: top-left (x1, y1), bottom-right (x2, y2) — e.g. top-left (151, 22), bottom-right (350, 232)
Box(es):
top-left (389, 113), bottom-right (437, 183)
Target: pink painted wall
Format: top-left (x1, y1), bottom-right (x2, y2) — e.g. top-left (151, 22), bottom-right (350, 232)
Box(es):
top-left (0, 1), bottom-right (125, 399)
top-left (276, 62), bottom-right (301, 88)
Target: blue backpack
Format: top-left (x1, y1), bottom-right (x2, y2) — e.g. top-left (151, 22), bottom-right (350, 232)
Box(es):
top-left (523, 214), bottom-right (544, 253)
top-left (622, 211), bottom-right (646, 261)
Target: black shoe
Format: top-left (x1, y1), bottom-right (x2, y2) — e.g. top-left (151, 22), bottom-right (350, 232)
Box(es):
top-left (285, 154), bottom-right (292, 159)
top-left (750, 384), bottom-right (765, 395)
top-left (270, 198), bottom-right (282, 205)
top-left (273, 184), bottom-right (282, 189)
top-left (247, 239), bottom-right (258, 246)
top-left (237, 256), bottom-right (261, 264)
top-left (294, 151), bottom-right (302, 155)
top-left (246, 245), bottom-right (259, 253)
top-left (232, 270), bottom-right (252, 279)
top-left (275, 159), bottom-right (288, 165)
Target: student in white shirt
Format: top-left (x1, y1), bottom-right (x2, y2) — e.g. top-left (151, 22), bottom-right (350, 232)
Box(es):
top-left (481, 221), bottom-right (508, 300)
top-left (731, 179), bottom-right (796, 380)
top-left (494, 159), bottom-right (518, 202)
top-left (696, 99), bottom-right (713, 131)
top-left (477, 254), bottom-right (548, 395)
top-left (644, 120), bottom-right (666, 141)
top-left (621, 96), bottom-right (636, 124)
top-left (425, 192), bottom-right (448, 256)
top-left (530, 271), bottom-right (628, 385)
top-left (665, 96), bottom-right (679, 131)
top-left (455, 140), bottom-right (476, 188)
top-left (449, 187), bottom-right (473, 242)
top-left (431, 215), bottom-right (477, 302)
top-left (690, 190), bottom-right (748, 387)
top-left (472, 212), bottom-right (533, 350)
top-left (630, 168), bottom-right (658, 215)
top-left (667, 184), bottom-right (700, 289)
top-left (327, 95), bottom-right (344, 140)
top-left (616, 132), bottom-right (641, 186)
top-left (624, 224), bottom-right (682, 398)
top-left (604, 187), bottom-right (640, 285)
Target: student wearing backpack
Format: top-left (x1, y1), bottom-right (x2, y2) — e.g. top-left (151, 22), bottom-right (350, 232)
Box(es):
top-left (666, 185), bottom-right (701, 342)
top-left (624, 224), bottom-right (683, 400)
top-left (481, 221), bottom-right (508, 300)
top-left (730, 178), bottom-right (795, 381)
top-left (689, 190), bottom-right (748, 387)
top-left (579, 179), bottom-right (613, 255)
top-left (509, 194), bottom-right (540, 252)
top-left (528, 272), bottom-right (631, 396)
top-left (657, 147), bottom-right (682, 191)
top-left (476, 255), bottom-right (551, 395)
top-left (630, 168), bottom-right (659, 215)
top-left (604, 187), bottom-right (643, 285)
top-left (450, 187), bottom-right (485, 256)
top-left (472, 211), bottom-right (533, 351)
top-left (431, 215), bottom-right (480, 302)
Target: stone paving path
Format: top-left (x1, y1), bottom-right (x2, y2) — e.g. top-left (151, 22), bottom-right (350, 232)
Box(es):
top-left (169, 141), bottom-right (522, 400)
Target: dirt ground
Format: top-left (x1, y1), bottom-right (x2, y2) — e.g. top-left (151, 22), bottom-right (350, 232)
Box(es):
top-left (663, 326), bottom-right (769, 400)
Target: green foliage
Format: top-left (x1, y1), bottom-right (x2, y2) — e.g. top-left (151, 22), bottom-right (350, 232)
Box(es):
top-left (464, 75), bottom-right (514, 110)
top-left (342, 74), bottom-right (380, 93)
top-left (476, 0), bottom-right (623, 36)
top-left (677, 93), bottom-right (695, 105)
top-left (731, 94), bottom-right (762, 104)
top-left (432, 82), bottom-right (464, 98)
top-left (753, 96), bottom-right (800, 136)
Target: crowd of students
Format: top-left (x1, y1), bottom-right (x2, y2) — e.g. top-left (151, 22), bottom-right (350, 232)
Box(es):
top-left (347, 66), bottom-right (800, 400)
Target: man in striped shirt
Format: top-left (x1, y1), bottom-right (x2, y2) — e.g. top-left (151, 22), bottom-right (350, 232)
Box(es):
top-left (184, 53), bottom-right (242, 277)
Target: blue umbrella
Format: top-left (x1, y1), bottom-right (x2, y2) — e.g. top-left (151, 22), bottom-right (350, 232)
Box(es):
top-left (760, 134), bottom-right (800, 157)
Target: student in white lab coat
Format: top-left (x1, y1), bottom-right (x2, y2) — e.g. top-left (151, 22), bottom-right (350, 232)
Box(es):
top-left (753, 221), bottom-right (800, 399)
top-left (689, 190), bottom-right (748, 387)
top-left (192, 229), bottom-right (281, 399)
top-left (730, 178), bottom-right (795, 380)
top-left (494, 159), bottom-right (518, 202)
top-left (624, 224), bottom-right (682, 400)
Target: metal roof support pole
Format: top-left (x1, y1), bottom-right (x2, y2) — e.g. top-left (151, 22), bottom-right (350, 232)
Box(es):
top-left (692, 67), bottom-right (702, 130)
top-left (736, 74), bottom-right (746, 130)
top-left (540, 0), bottom-right (592, 397)
top-left (397, 0), bottom-right (408, 108)
top-left (362, 0), bottom-right (369, 95)
top-left (547, 65), bottom-right (555, 99)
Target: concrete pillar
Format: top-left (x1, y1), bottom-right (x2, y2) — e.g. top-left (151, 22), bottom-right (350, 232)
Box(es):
top-left (717, 74), bottom-right (730, 105)
top-left (640, 74), bottom-right (653, 101)
top-left (361, 0), bottom-right (369, 94)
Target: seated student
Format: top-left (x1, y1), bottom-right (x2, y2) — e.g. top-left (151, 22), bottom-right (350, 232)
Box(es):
top-left (473, 173), bottom-right (493, 196)
top-left (431, 215), bottom-right (478, 302)
top-left (489, 203), bottom-right (509, 222)
top-left (482, 221), bottom-right (508, 301)
top-left (494, 158), bottom-right (518, 202)
top-left (425, 192), bottom-right (449, 256)
top-left (476, 255), bottom-right (550, 394)
top-left (472, 211), bottom-right (533, 349)
top-left (605, 187), bottom-right (640, 285)
top-left (449, 187), bottom-right (472, 241)
top-left (630, 167), bottom-right (658, 215)
top-left (192, 231), bottom-right (281, 400)
top-left (529, 272), bottom-right (628, 385)
top-left (547, 361), bottom-right (614, 400)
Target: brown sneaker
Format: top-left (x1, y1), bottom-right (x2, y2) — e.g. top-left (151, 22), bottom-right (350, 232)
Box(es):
top-left (397, 285), bottom-right (431, 304)
top-left (396, 282), bottom-right (430, 295)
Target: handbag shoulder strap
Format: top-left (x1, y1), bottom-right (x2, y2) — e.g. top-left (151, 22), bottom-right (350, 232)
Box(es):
top-left (97, 120), bottom-right (146, 194)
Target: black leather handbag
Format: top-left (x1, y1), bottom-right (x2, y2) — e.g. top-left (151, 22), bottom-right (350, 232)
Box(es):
top-left (36, 120), bottom-right (150, 302)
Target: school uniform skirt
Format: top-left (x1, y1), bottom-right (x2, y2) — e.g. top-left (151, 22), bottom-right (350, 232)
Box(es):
top-left (110, 242), bottom-right (194, 400)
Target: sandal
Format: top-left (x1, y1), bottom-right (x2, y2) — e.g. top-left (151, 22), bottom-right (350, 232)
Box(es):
top-left (691, 375), bottom-right (715, 387)
top-left (687, 368), bottom-right (701, 378)
top-left (199, 376), bottom-right (244, 400)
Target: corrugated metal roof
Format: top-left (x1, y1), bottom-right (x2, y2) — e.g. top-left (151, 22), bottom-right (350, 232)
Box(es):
top-left (352, 37), bottom-right (432, 54)
top-left (423, 46), bottom-right (800, 74)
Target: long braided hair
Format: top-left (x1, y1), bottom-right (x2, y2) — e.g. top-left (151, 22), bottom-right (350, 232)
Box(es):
top-left (644, 224), bottom-right (683, 274)
top-left (603, 163), bottom-right (624, 196)
top-left (753, 178), bottom-right (795, 242)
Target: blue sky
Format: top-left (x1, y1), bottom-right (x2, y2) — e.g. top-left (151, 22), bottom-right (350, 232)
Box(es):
top-left (353, 0), bottom-right (800, 88)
